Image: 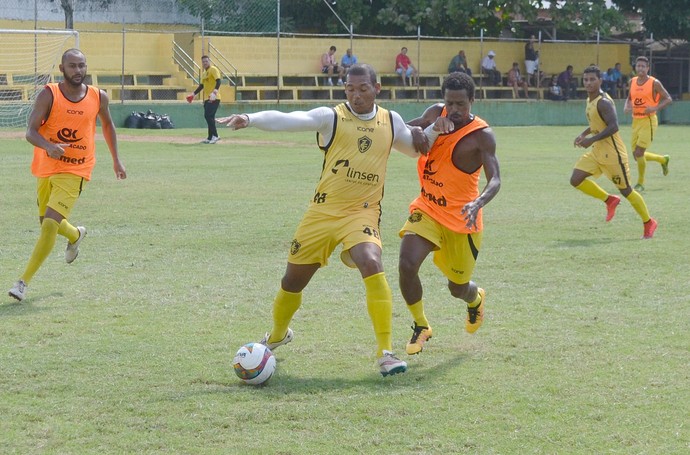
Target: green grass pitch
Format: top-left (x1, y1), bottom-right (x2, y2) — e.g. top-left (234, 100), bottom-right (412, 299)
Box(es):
top-left (1, 125), bottom-right (688, 453)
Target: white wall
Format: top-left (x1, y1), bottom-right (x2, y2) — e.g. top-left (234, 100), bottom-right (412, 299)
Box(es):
top-left (1, 0), bottom-right (198, 25)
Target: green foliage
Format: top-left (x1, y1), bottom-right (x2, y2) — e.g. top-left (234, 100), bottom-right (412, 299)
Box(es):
top-left (1, 124), bottom-right (688, 452)
top-left (547, 0), bottom-right (631, 39)
top-left (375, 0), bottom-right (541, 36)
top-left (177, 0), bottom-right (279, 32)
top-left (615, 0), bottom-right (690, 39)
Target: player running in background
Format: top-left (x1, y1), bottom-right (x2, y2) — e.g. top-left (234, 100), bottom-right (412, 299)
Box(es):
top-left (400, 72), bottom-right (501, 355)
top-left (624, 56), bottom-right (672, 192)
top-left (571, 65), bottom-right (656, 239)
top-left (217, 64), bottom-right (430, 377)
top-left (8, 49), bottom-right (127, 302)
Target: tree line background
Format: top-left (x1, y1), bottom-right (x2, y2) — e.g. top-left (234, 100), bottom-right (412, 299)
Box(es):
top-left (53, 0), bottom-right (689, 40)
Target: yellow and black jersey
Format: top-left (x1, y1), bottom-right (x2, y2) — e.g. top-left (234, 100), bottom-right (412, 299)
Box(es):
top-left (311, 103), bottom-right (394, 215)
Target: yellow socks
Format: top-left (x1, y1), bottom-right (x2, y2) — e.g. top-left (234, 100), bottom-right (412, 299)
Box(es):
top-left (21, 218), bottom-right (59, 284)
top-left (467, 286), bottom-right (482, 308)
top-left (644, 152), bottom-right (665, 164)
top-left (269, 287), bottom-right (302, 344)
top-left (636, 155), bottom-right (647, 186)
top-left (626, 190), bottom-right (651, 223)
top-left (575, 179), bottom-right (608, 201)
top-left (58, 219), bottom-right (80, 243)
top-left (407, 300), bottom-right (430, 328)
top-left (363, 272), bottom-right (393, 357)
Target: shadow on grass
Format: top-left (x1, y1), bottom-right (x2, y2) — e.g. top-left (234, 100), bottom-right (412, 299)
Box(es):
top-left (0, 292), bottom-right (63, 316)
top-left (551, 236), bottom-right (637, 248)
top-left (190, 352), bottom-right (468, 393)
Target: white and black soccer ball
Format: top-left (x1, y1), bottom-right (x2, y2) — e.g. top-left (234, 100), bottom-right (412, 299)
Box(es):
top-left (233, 342), bottom-right (276, 385)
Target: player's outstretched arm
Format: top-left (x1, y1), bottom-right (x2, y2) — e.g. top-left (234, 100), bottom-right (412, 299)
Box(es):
top-left (218, 108), bottom-right (334, 134)
top-left (216, 114), bottom-right (249, 130)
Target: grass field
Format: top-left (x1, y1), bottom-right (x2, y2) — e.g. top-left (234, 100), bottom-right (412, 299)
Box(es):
top-left (1, 124), bottom-right (688, 454)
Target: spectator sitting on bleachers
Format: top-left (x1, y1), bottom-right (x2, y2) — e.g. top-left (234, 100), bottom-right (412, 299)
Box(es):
top-left (507, 62), bottom-right (529, 98)
top-left (341, 48), bottom-right (358, 72)
top-left (395, 46), bottom-right (418, 86)
top-left (557, 65), bottom-right (578, 100)
top-left (448, 50), bottom-right (472, 76)
top-left (321, 45), bottom-right (344, 86)
top-left (602, 68), bottom-right (616, 97)
top-left (481, 50), bottom-right (502, 85)
top-left (546, 75), bottom-right (566, 101)
top-left (611, 62), bottom-right (627, 97)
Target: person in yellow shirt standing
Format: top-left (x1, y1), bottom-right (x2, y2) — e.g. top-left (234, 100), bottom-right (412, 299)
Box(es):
top-left (187, 55), bottom-right (222, 144)
top-left (571, 65), bottom-right (656, 239)
top-left (8, 49), bottom-right (126, 302)
top-left (624, 56), bottom-right (672, 191)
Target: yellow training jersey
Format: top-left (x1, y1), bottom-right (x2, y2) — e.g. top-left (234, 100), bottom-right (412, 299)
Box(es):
top-left (311, 103), bottom-right (394, 216)
top-left (31, 83), bottom-right (100, 180)
top-left (201, 65), bottom-right (221, 100)
top-left (586, 91), bottom-right (627, 155)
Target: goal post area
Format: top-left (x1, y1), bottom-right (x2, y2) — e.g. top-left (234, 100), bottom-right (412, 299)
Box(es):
top-left (0, 29), bottom-right (79, 129)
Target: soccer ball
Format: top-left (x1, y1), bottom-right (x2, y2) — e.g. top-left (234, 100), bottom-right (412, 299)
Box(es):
top-left (233, 342), bottom-right (276, 385)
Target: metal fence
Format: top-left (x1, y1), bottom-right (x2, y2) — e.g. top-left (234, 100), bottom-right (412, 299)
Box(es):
top-left (0, 0), bottom-right (686, 105)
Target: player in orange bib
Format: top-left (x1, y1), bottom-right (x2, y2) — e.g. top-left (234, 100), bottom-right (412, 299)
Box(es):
top-left (400, 72), bottom-right (501, 355)
top-left (8, 49), bottom-right (126, 302)
top-left (623, 56), bottom-right (672, 191)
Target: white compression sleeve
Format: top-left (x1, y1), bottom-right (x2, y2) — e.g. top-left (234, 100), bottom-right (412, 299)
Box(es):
top-left (246, 108), bottom-right (334, 136)
top-left (391, 111), bottom-right (421, 158)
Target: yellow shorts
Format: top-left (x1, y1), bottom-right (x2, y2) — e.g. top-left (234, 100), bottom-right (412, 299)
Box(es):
top-left (632, 115), bottom-right (658, 150)
top-left (399, 209), bottom-right (482, 285)
top-left (574, 147), bottom-right (631, 190)
top-left (36, 173), bottom-right (86, 218)
top-left (289, 207), bottom-right (383, 268)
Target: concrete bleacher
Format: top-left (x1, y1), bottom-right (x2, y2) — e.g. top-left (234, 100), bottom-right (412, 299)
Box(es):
top-left (0, 31), bottom-right (612, 105)
top-left (234, 72), bottom-right (553, 103)
top-left (0, 70), bottom-right (191, 103)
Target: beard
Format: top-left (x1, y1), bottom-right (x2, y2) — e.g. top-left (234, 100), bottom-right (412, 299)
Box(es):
top-left (63, 73), bottom-right (85, 87)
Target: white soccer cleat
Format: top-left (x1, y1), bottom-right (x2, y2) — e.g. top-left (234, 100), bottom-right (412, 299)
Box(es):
top-left (378, 350), bottom-right (407, 377)
top-left (65, 226), bottom-right (87, 264)
top-left (259, 328), bottom-right (294, 351)
top-left (8, 280), bottom-right (27, 301)
top-left (208, 136), bottom-right (219, 144)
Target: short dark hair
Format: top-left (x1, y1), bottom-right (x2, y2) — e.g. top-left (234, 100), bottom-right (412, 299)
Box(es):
top-left (583, 65), bottom-right (601, 78)
top-left (61, 48), bottom-right (84, 64)
top-left (201, 55), bottom-right (210, 60)
top-left (442, 72), bottom-right (475, 99)
top-left (330, 46), bottom-right (336, 52)
top-left (347, 63), bottom-right (377, 86)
